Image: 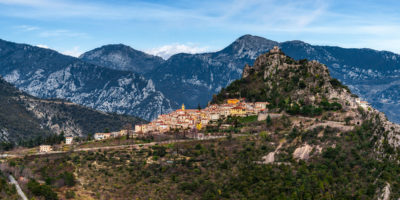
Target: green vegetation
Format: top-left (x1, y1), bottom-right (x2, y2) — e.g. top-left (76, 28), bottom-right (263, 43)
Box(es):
top-left (19, 132), bottom-right (65, 148)
top-left (5, 114), bottom-right (398, 199)
top-left (27, 179), bottom-right (58, 200)
top-left (286, 100), bottom-right (342, 117)
top-left (0, 172), bottom-right (18, 199)
top-left (329, 78), bottom-right (350, 92)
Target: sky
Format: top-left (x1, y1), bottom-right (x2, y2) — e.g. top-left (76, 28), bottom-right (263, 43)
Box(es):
top-left (1, 0), bottom-right (400, 59)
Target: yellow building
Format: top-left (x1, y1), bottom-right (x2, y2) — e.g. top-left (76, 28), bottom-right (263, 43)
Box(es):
top-left (196, 123), bottom-right (202, 130)
top-left (227, 99), bottom-right (240, 105)
top-left (230, 106), bottom-right (246, 116)
top-left (39, 145), bottom-right (52, 153)
top-left (181, 104), bottom-right (185, 111)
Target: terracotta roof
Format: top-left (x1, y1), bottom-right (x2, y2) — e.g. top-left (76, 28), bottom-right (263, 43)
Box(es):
top-left (232, 106), bottom-right (245, 109)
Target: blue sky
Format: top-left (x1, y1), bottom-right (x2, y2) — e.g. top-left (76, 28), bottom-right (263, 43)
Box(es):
top-left (1, 0), bottom-right (400, 58)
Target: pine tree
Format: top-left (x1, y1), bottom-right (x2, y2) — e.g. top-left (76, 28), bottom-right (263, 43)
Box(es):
top-left (266, 115), bottom-right (272, 127)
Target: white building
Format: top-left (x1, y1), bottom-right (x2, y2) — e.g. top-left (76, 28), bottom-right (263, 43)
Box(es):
top-left (39, 145), bottom-right (52, 153)
top-left (356, 98), bottom-right (369, 109)
top-left (94, 133), bottom-right (111, 140)
top-left (65, 137), bottom-right (73, 145)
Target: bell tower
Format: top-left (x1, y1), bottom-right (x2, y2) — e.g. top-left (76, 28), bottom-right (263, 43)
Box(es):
top-left (181, 104), bottom-right (185, 111)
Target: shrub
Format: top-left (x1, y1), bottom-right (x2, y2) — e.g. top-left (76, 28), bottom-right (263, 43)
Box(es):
top-left (61, 172), bottom-right (76, 187)
top-left (65, 190), bottom-right (75, 199)
top-left (27, 179), bottom-right (58, 200)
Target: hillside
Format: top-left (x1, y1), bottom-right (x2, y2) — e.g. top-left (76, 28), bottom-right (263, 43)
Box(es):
top-left (0, 76), bottom-right (145, 145)
top-left (3, 48), bottom-right (400, 199)
top-left (0, 39), bottom-right (176, 121)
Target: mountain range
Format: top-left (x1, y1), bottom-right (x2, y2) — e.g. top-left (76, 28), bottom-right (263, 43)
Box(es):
top-left (0, 39), bottom-right (176, 121)
top-left (1, 35), bottom-right (399, 123)
top-left (80, 35), bottom-right (400, 123)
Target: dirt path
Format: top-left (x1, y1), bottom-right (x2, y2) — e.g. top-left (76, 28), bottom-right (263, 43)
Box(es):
top-left (4, 135), bottom-right (242, 158)
top-left (306, 121), bottom-right (354, 131)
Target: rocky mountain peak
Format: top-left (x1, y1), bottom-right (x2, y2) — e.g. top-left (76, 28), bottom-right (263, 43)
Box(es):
top-left (214, 48), bottom-right (356, 112)
top-left (80, 44), bottom-right (164, 74)
top-left (219, 34), bottom-right (278, 59)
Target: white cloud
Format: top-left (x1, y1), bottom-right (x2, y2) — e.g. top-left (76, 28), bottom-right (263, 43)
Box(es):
top-left (145, 44), bottom-right (210, 59)
top-left (14, 25), bottom-right (39, 31)
top-left (36, 44), bottom-right (49, 49)
top-left (61, 46), bottom-right (82, 57)
top-left (38, 29), bottom-right (87, 38)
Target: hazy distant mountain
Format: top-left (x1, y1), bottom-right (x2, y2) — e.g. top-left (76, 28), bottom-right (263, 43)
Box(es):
top-left (0, 76), bottom-right (145, 143)
top-left (80, 44), bottom-right (165, 74)
top-left (0, 39), bottom-right (176, 121)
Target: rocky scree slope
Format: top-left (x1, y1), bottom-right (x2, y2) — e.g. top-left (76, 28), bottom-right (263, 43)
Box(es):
top-left (0, 77), bottom-right (145, 143)
top-left (0, 39), bottom-right (176, 121)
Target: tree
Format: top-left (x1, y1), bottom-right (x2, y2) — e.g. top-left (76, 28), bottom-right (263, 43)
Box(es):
top-left (266, 115), bottom-right (272, 127)
top-left (345, 117), bottom-right (353, 125)
top-left (123, 123), bottom-right (132, 140)
top-left (197, 103), bottom-right (202, 111)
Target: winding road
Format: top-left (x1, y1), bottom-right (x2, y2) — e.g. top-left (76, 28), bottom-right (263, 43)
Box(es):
top-left (8, 174), bottom-right (28, 200)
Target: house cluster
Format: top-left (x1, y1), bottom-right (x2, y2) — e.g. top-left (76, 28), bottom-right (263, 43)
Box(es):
top-left (39, 136), bottom-right (75, 153)
top-left (94, 130), bottom-right (130, 141)
top-left (135, 99), bottom-right (269, 134)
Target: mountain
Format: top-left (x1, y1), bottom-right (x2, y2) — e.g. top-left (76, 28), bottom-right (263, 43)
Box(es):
top-left (213, 46), bottom-right (354, 113)
top-left (79, 44), bottom-right (165, 74)
top-left (147, 35), bottom-right (279, 108)
top-left (79, 35), bottom-right (400, 123)
top-left (3, 35), bottom-right (400, 123)
top-left (0, 76), bottom-right (145, 144)
top-left (278, 41), bottom-right (400, 123)
top-left (0, 39), bottom-right (176, 121)
top-left (154, 35), bottom-right (400, 123)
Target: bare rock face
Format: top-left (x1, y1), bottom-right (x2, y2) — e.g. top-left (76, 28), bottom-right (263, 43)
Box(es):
top-left (293, 144), bottom-right (313, 160)
top-left (242, 64), bottom-right (252, 78)
top-left (377, 183), bottom-right (391, 200)
top-left (262, 152), bottom-right (275, 164)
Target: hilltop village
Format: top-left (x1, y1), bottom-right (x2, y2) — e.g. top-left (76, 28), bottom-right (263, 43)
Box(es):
top-left (36, 99), bottom-right (269, 152)
top-left (135, 99), bottom-right (269, 134)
